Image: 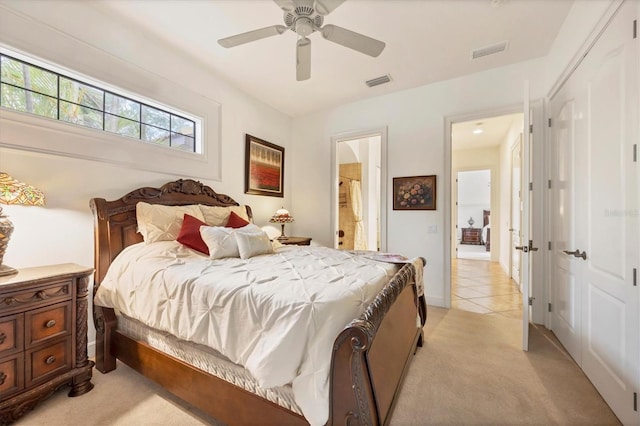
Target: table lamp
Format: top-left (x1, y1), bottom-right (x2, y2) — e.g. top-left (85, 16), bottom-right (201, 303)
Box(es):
top-left (269, 207), bottom-right (294, 240)
top-left (0, 173), bottom-right (45, 276)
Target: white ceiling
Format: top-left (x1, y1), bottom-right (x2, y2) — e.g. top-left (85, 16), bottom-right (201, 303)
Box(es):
top-left (96, 0), bottom-right (573, 118)
top-left (452, 112), bottom-right (523, 151)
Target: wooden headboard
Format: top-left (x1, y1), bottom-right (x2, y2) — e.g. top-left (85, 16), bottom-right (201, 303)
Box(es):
top-left (90, 179), bottom-right (252, 286)
top-left (483, 209), bottom-right (490, 227)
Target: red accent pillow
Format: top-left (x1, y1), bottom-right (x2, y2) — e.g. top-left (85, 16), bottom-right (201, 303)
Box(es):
top-left (226, 211), bottom-right (250, 228)
top-left (177, 214), bottom-right (209, 255)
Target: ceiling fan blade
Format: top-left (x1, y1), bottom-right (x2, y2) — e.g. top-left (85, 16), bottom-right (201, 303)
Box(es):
top-left (273, 0), bottom-right (295, 12)
top-left (296, 37), bottom-right (311, 81)
top-left (314, 0), bottom-right (345, 15)
top-left (321, 24), bottom-right (385, 57)
top-left (218, 25), bottom-right (288, 48)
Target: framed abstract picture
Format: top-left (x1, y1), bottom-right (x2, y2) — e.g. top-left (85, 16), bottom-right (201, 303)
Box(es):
top-left (245, 134), bottom-right (284, 197)
top-left (393, 175), bottom-right (436, 210)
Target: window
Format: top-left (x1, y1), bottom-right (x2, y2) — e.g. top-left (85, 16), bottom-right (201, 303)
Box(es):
top-left (0, 53), bottom-right (198, 153)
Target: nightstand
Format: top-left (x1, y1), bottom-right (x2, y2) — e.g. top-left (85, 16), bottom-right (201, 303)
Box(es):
top-left (278, 237), bottom-right (312, 246)
top-left (461, 228), bottom-right (482, 245)
top-left (0, 263), bottom-right (94, 422)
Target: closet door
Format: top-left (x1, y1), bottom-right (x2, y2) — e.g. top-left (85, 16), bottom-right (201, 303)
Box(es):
top-left (550, 2), bottom-right (638, 423)
top-left (578, 2), bottom-right (638, 423)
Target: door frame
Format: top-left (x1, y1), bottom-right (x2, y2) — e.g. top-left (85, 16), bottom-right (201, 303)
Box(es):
top-left (330, 127), bottom-right (388, 252)
top-left (509, 135), bottom-right (523, 287)
top-left (444, 101), bottom-right (545, 325)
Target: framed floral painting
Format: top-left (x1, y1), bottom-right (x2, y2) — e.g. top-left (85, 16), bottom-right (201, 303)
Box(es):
top-left (393, 175), bottom-right (436, 210)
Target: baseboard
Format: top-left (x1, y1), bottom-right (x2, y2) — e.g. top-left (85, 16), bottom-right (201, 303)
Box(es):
top-left (425, 295), bottom-right (445, 308)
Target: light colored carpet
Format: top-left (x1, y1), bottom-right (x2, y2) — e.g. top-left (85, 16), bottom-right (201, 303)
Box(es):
top-left (17, 307), bottom-right (619, 425)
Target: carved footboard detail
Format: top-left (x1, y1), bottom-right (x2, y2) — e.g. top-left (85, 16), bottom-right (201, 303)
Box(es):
top-left (328, 260), bottom-right (425, 426)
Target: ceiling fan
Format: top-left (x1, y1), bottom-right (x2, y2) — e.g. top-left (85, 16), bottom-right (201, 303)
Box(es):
top-left (217, 0), bottom-right (386, 81)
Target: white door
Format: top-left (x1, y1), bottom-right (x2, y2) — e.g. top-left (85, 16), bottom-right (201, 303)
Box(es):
top-left (520, 83), bottom-right (531, 351)
top-left (550, 99), bottom-right (582, 362)
top-left (550, 2), bottom-right (639, 423)
top-left (510, 138), bottom-right (522, 286)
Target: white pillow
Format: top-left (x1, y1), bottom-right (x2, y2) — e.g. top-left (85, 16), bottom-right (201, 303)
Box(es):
top-left (136, 202), bottom-right (204, 244)
top-left (235, 227), bottom-right (274, 259)
top-left (200, 226), bottom-right (239, 259)
top-left (200, 223), bottom-right (261, 259)
top-left (198, 205), bottom-right (250, 226)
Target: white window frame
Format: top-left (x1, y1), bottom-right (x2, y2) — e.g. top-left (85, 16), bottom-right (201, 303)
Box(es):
top-left (0, 45), bottom-right (221, 181)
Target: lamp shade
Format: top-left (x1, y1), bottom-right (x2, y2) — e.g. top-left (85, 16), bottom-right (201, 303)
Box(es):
top-left (269, 208), bottom-right (294, 224)
top-left (0, 173), bottom-right (45, 276)
top-left (0, 173), bottom-right (45, 206)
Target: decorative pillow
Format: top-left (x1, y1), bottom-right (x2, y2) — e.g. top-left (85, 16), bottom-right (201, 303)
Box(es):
top-left (235, 227), bottom-right (274, 259)
top-left (198, 205), bottom-right (250, 227)
top-left (176, 214), bottom-right (209, 255)
top-left (200, 226), bottom-right (240, 259)
top-left (226, 211), bottom-right (250, 228)
top-left (136, 202), bottom-right (204, 244)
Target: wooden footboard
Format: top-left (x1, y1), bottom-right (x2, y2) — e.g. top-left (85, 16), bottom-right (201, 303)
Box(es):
top-left (329, 260), bottom-right (424, 426)
top-left (90, 179), bottom-right (426, 426)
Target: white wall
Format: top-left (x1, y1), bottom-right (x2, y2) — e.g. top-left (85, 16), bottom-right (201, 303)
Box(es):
top-left (0, 1), bottom-right (292, 355)
top-left (291, 58), bottom-right (546, 307)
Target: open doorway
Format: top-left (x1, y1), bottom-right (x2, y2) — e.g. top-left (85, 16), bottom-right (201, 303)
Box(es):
top-left (331, 128), bottom-right (386, 252)
top-left (450, 112), bottom-right (524, 318)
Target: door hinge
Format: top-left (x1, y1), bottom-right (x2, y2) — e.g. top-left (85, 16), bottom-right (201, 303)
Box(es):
top-left (548, 179), bottom-right (552, 189)
top-left (548, 118), bottom-right (552, 127)
top-left (634, 20), bottom-right (637, 39)
top-left (529, 182), bottom-right (533, 191)
top-left (633, 144), bottom-right (637, 162)
top-left (634, 391), bottom-right (637, 411)
top-left (548, 241), bottom-right (552, 250)
top-left (634, 268), bottom-right (637, 287)
top-left (528, 297), bottom-right (534, 306)
top-left (529, 124), bottom-right (533, 133)
top-left (548, 303), bottom-right (552, 312)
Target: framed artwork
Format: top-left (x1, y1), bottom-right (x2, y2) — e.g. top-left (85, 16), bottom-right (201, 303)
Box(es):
top-left (393, 175), bottom-right (436, 210)
top-left (245, 134), bottom-right (284, 197)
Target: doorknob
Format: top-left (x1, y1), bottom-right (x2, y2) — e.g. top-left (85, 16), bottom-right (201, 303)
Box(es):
top-left (528, 240), bottom-right (539, 252)
top-left (515, 245), bottom-right (528, 253)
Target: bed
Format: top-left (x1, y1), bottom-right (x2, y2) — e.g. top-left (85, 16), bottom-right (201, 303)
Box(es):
top-left (482, 209), bottom-right (491, 252)
top-left (90, 178), bottom-right (427, 426)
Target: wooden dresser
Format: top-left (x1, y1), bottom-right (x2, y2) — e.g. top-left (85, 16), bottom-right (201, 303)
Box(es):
top-left (461, 228), bottom-right (482, 245)
top-left (0, 264), bottom-right (94, 423)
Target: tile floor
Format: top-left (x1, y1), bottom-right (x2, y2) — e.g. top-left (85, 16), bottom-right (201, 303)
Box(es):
top-left (451, 258), bottom-right (522, 319)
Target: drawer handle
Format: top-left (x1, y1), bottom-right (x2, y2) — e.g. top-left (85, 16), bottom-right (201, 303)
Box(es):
top-left (45, 319), bottom-right (56, 328)
top-left (0, 371), bottom-right (5, 385)
top-left (45, 355), bottom-right (56, 365)
top-left (0, 332), bottom-right (5, 344)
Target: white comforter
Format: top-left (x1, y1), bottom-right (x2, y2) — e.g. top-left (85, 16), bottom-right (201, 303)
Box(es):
top-left (94, 241), bottom-right (399, 426)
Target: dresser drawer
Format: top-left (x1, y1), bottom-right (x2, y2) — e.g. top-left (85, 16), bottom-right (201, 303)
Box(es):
top-left (26, 302), bottom-right (71, 348)
top-left (0, 280), bottom-right (72, 314)
top-left (26, 337), bottom-right (71, 387)
top-left (0, 314), bottom-right (24, 356)
top-left (0, 355), bottom-right (24, 398)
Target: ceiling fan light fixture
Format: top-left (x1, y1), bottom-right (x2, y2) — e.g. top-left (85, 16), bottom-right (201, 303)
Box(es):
top-left (365, 74), bottom-right (391, 87)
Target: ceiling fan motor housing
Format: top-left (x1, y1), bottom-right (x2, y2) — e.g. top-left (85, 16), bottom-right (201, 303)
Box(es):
top-left (284, 3), bottom-right (324, 36)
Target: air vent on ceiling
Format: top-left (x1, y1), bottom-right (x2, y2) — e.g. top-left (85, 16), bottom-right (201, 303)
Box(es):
top-left (471, 41), bottom-right (509, 59)
top-left (366, 74), bottom-right (392, 87)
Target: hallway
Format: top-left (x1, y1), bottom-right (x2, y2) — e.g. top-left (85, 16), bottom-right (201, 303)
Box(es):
top-left (452, 258), bottom-right (522, 318)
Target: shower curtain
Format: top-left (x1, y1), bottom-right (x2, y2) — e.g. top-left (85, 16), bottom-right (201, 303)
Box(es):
top-left (350, 180), bottom-right (367, 250)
